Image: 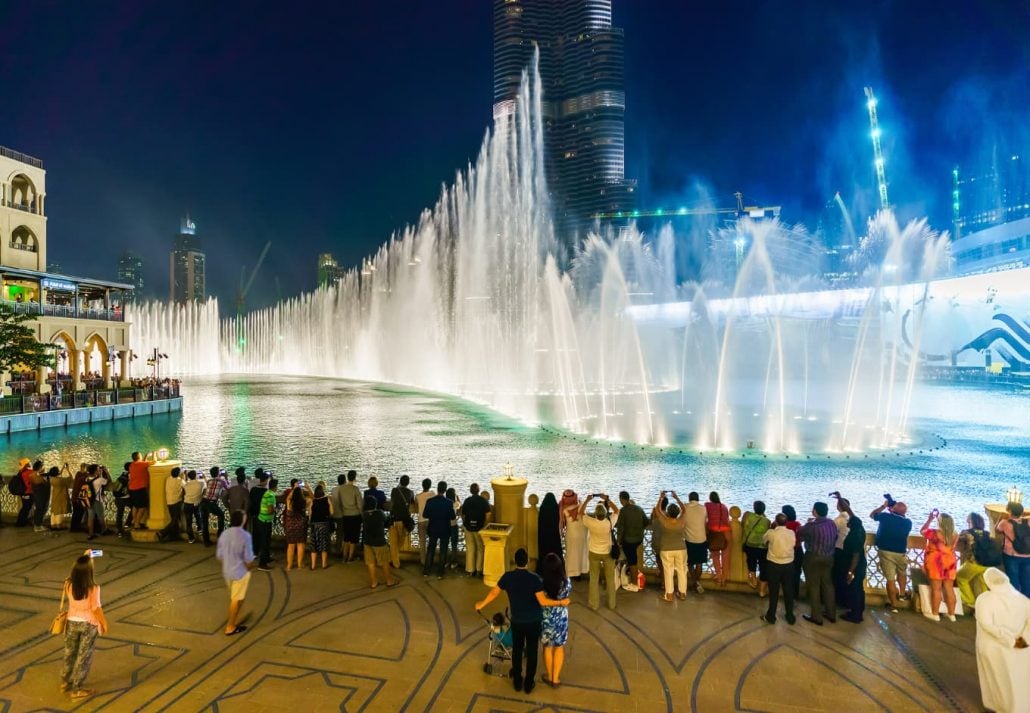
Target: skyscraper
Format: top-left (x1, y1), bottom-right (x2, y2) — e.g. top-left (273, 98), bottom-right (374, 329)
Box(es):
top-left (117, 251), bottom-right (145, 302)
top-left (170, 216), bottom-right (205, 303)
top-left (493, 0), bottom-right (635, 248)
top-left (317, 253), bottom-right (344, 288)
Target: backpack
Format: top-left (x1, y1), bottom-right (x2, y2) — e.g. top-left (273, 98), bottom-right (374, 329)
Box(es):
top-left (971, 529), bottom-right (1002, 567)
top-left (110, 474), bottom-right (129, 499)
top-left (7, 473), bottom-right (26, 496)
top-left (1009, 518), bottom-right (1030, 556)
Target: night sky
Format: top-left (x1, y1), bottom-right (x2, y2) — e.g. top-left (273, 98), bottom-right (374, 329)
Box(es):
top-left (2, 1), bottom-right (1027, 307)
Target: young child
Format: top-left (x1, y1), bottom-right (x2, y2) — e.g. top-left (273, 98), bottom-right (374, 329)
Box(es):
top-left (490, 612), bottom-right (512, 648)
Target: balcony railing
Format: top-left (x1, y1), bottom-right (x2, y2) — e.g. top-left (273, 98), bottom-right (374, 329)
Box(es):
top-left (0, 145), bottom-right (44, 168)
top-left (9, 240), bottom-right (38, 252)
top-left (0, 299), bottom-right (125, 322)
top-left (0, 383), bottom-right (180, 416)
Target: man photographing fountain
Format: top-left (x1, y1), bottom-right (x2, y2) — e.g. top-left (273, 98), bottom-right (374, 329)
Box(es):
top-left (870, 496), bottom-right (912, 612)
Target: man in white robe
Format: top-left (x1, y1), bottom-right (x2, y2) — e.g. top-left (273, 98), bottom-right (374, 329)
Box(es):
top-left (975, 567), bottom-right (1030, 713)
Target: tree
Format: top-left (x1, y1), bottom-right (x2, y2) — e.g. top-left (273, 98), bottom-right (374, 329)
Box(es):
top-left (0, 305), bottom-right (57, 377)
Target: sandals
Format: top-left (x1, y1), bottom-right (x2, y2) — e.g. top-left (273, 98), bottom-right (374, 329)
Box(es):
top-left (225, 625), bottom-right (247, 636)
top-left (69, 689), bottom-right (93, 699)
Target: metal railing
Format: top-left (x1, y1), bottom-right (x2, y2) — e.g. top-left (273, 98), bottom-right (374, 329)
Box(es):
top-left (0, 383), bottom-right (179, 416)
top-left (0, 298), bottom-right (125, 322)
top-left (0, 145), bottom-right (44, 168)
top-left (9, 240), bottom-right (37, 252)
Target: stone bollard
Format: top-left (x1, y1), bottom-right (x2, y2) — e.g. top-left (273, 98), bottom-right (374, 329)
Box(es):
top-left (490, 473), bottom-right (528, 558)
top-left (133, 459), bottom-right (181, 542)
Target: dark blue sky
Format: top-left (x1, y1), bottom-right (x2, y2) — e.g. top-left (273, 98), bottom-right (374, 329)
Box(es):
top-left (2, 1), bottom-right (1026, 306)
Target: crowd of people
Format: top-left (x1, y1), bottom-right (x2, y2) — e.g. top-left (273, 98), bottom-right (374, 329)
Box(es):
top-left (5, 455), bottom-right (1029, 707)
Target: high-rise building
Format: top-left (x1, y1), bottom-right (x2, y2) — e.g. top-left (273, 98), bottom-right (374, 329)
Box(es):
top-left (170, 216), bottom-right (205, 303)
top-left (493, 0), bottom-right (635, 248)
top-left (953, 150), bottom-right (1029, 238)
top-left (317, 253), bottom-right (344, 288)
top-left (118, 251), bottom-right (145, 302)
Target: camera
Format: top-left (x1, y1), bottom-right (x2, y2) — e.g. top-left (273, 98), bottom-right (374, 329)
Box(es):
top-left (884, 493), bottom-right (896, 508)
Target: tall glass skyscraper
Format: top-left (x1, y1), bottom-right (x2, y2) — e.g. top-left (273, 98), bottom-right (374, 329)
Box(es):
top-left (117, 250), bottom-right (145, 302)
top-left (493, 0), bottom-right (635, 248)
top-left (170, 216), bottom-right (206, 303)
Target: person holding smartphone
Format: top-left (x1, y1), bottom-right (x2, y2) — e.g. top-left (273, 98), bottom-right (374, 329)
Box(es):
top-left (921, 509), bottom-right (959, 621)
top-left (60, 550), bottom-right (109, 700)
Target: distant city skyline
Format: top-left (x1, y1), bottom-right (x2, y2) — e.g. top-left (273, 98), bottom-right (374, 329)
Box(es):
top-left (2, 1), bottom-right (1026, 308)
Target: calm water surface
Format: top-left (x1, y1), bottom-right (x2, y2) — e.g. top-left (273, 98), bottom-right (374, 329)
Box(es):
top-left (3, 376), bottom-right (1027, 519)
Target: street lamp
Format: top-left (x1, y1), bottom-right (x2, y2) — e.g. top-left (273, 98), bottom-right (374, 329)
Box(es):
top-left (1007, 486), bottom-right (1023, 505)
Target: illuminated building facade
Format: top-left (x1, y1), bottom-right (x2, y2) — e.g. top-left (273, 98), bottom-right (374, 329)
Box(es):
top-left (170, 216), bottom-right (205, 303)
top-left (493, 0), bottom-right (635, 248)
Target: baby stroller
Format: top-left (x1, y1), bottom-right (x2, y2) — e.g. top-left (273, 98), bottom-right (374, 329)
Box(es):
top-left (478, 608), bottom-right (513, 676)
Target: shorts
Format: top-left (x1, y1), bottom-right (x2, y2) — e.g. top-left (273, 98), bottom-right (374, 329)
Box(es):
top-left (621, 541), bottom-right (641, 566)
top-left (227, 572), bottom-right (251, 601)
top-left (879, 550), bottom-right (907, 580)
top-left (686, 541), bottom-right (709, 565)
top-left (129, 488), bottom-right (149, 508)
top-left (364, 544), bottom-right (390, 567)
top-left (342, 515), bottom-right (362, 544)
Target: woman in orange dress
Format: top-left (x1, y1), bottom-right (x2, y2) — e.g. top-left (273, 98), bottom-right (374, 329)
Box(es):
top-left (921, 511), bottom-right (958, 621)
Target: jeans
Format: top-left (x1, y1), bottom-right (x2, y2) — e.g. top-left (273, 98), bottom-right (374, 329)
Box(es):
top-left (1002, 553), bottom-right (1030, 597)
top-left (254, 520), bottom-right (273, 566)
top-left (162, 501), bottom-right (183, 539)
top-left (832, 548), bottom-right (850, 607)
top-left (115, 498), bottom-right (133, 532)
top-left (201, 500), bottom-right (225, 543)
top-left (465, 529), bottom-right (484, 573)
top-left (803, 552), bottom-right (835, 622)
top-left (588, 551), bottom-right (617, 610)
top-left (843, 560), bottom-right (866, 619)
top-left (765, 560), bottom-right (796, 620)
top-left (184, 503), bottom-right (202, 540)
top-left (424, 534), bottom-right (449, 576)
top-left (510, 620), bottom-right (541, 685)
top-left (71, 501), bottom-right (86, 531)
top-left (61, 620), bottom-right (99, 691)
top-left (16, 495), bottom-right (33, 526)
top-left (449, 524), bottom-right (459, 564)
top-left (32, 483), bottom-right (50, 527)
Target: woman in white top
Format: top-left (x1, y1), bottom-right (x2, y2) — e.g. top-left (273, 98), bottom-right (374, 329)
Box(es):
top-left (559, 490), bottom-right (589, 578)
top-left (61, 551), bottom-right (109, 700)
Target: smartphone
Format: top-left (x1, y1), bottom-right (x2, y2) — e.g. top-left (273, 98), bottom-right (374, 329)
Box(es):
top-left (90, 549), bottom-right (103, 558)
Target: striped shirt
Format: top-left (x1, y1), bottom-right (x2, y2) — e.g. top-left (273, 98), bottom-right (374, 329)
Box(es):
top-left (798, 517), bottom-right (838, 558)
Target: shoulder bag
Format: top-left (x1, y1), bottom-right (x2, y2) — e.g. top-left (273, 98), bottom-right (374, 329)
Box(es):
top-left (50, 582), bottom-right (68, 635)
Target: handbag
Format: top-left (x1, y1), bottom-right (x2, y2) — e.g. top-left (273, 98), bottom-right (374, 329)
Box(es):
top-left (609, 521), bottom-right (620, 560)
top-left (50, 582), bottom-right (68, 635)
top-left (707, 530), bottom-right (728, 551)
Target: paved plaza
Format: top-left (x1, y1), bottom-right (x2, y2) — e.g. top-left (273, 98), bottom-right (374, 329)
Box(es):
top-left (0, 526), bottom-right (983, 712)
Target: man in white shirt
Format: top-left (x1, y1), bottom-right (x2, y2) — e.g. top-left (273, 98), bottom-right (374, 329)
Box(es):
top-left (580, 494), bottom-right (620, 611)
top-left (762, 513), bottom-right (798, 625)
top-left (182, 470), bottom-right (206, 544)
top-left (683, 491), bottom-right (709, 594)
top-left (159, 467), bottom-right (185, 541)
top-left (832, 494), bottom-right (851, 609)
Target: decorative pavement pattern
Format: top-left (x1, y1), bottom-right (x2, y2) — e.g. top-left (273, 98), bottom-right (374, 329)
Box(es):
top-left (0, 527), bottom-right (982, 712)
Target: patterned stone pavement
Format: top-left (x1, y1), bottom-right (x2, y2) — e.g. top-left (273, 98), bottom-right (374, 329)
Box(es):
top-left (0, 526), bottom-right (982, 712)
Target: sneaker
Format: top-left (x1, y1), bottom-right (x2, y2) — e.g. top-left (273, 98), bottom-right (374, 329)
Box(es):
top-left (34, 526), bottom-right (44, 533)
top-left (889, 606), bottom-right (899, 614)
top-left (622, 583), bottom-right (639, 592)
top-left (188, 538), bottom-right (196, 544)
top-left (257, 565), bottom-right (272, 572)
top-left (695, 583), bottom-right (704, 594)
top-left (923, 613), bottom-right (940, 622)
top-left (946, 614), bottom-right (956, 622)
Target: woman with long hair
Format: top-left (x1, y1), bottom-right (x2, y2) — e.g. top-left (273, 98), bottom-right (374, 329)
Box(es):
top-left (283, 486), bottom-right (309, 570)
top-left (559, 490), bottom-right (588, 579)
top-left (309, 482), bottom-right (333, 570)
top-left (956, 512), bottom-right (1002, 608)
top-left (706, 492), bottom-right (731, 585)
top-left (741, 500), bottom-right (770, 595)
top-left (537, 493), bottom-right (562, 573)
top-left (540, 552), bottom-right (572, 687)
top-left (922, 510), bottom-right (959, 621)
top-left (781, 505), bottom-right (803, 598)
top-left (60, 552), bottom-right (108, 699)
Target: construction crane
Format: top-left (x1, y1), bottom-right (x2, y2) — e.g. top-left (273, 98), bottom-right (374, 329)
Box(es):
top-left (865, 86), bottom-right (890, 210)
top-left (235, 241), bottom-right (272, 318)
